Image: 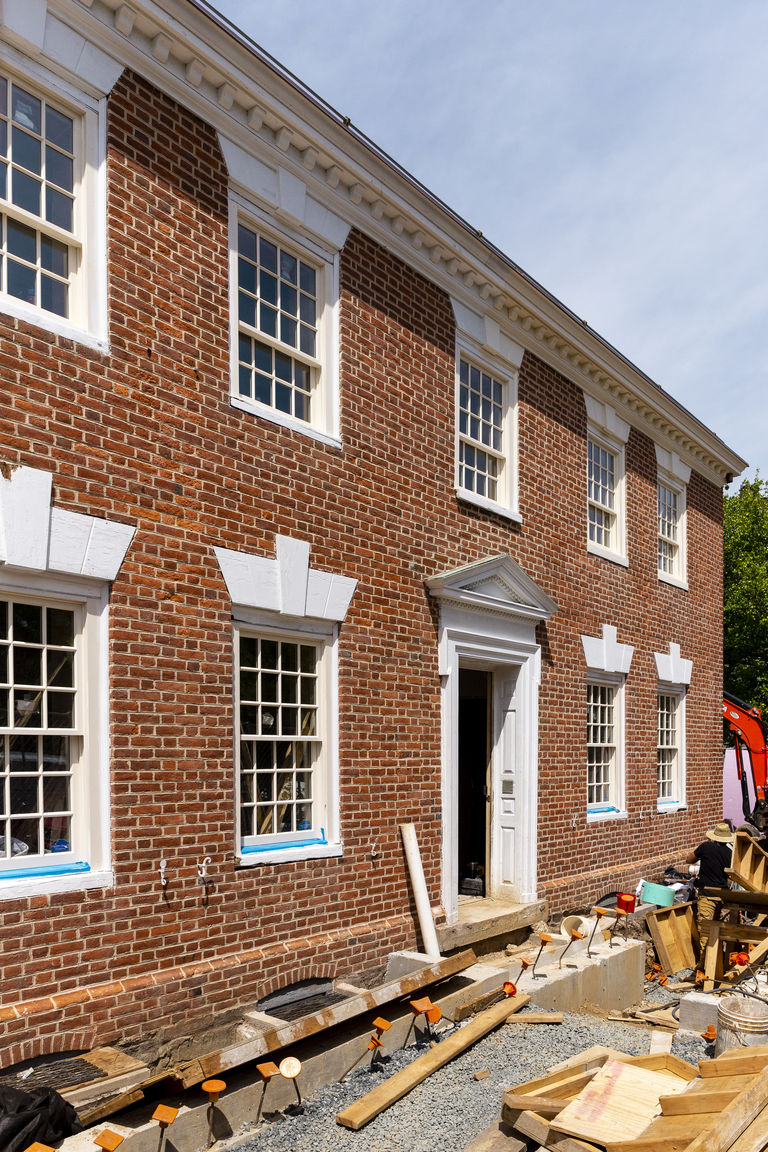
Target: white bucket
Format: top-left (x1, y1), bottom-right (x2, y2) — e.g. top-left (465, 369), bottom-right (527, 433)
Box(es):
top-left (715, 994), bottom-right (768, 1055)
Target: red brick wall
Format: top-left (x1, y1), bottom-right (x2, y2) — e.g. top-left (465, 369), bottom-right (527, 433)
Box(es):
top-left (0, 70), bottom-right (723, 1064)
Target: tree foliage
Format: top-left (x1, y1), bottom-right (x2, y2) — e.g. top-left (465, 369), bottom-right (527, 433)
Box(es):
top-left (724, 476), bottom-right (768, 713)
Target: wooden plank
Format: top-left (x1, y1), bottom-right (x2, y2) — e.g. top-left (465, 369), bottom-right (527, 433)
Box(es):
top-left (181, 948), bottom-right (477, 1087)
top-left (336, 992), bottom-right (530, 1130)
top-left (60, 1066), bottom-right (151, 1107)
top-left (686, 1069), bottom-right (768, 1152)
top-left (502, 1092), bottom-right (567, 1117)
top-left (725, 933), bottom-right (768, 981)
top-left (649, 1029), bottom-right (674, 1054)
top-left (506, 1011), bottom-right (564, 1025)
top-left (503, 1066), bottom-right (599, 1105)
top-left (659, 1086), bottom-right (744, 1115)
top-left (606, 1112), bottom-right (719, 1152)
top-left (699, 920), bottom-right (768, 943)
top-left (505, 1107), bottom-right (598, 1152)
top-left (700, 1049), bottom-right (768, 1078)
top-left (617, 1052), bottom-right (698, 1079)
top-left (704, 920), bottom-right (721, 992)
top-left (728, 832), bottom-right (768, 894)
top-left (549, 1059), bottom-right (690, 1145)
top-left (728, 1101), bottom-right (768, 1152)
top-left (77, 1088), bottom-right (144, 1125)
top-left (454, 986), bottom-right (506, 1022)
top-left (645, 903), bottom-right (698, 975)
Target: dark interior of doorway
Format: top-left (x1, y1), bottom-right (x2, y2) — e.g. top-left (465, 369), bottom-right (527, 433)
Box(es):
top-left (458, 667), bottom-right (490, 897)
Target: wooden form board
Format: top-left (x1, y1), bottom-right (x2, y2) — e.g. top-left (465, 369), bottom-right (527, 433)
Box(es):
top-left (179, 947), bottom-right (477, 1086)
top-left (645, 902), bottom-right (699, 975)
top-left (336, 991), bottom-right (530, 1129)
top-left (700, 919), bottom-right (768, 991)
top-left (727, 832), bottom-right (768, 893)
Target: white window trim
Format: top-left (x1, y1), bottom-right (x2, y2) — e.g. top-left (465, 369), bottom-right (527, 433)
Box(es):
top-left (454, 342), bottom-right (520, 521)
top-left (654, 641), bottom-right (691, 813)
top-left (584, 396), bottom-right (629, 567)
top-left (656, 686), bottom-right (687, 812)
top-left (657, 469), bottom-right (689, 589)
top-left (586, 672), bottom-right (627, 822)
top-left (0, 44), bottom-right (110, 351)
top-left (0, 566), bottom-right (112, 900)
top-left (232, 607), bottom-right (341, 866)
top-left (214, 534), bottom-right (357, 866)
top-left (227, 190), bottom-right (341, 447)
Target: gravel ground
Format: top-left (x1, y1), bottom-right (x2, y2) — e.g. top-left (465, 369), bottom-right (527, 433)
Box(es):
top-left (217, 1007), bottom-right (710, 1152)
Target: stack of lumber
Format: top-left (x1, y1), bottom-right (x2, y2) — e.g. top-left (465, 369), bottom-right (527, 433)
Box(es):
top-left (501, 1043), bottom-right (768, 1151)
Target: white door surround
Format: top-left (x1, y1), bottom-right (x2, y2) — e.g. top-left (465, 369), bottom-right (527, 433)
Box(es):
top-left (426, 555), bottom-right (557, 926)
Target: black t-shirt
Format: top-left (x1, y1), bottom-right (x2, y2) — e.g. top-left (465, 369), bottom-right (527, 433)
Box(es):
top-left (693, 839), bottom-right (732, 890)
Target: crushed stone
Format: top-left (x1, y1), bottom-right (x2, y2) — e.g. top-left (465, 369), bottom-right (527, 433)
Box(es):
top-left (214, 1009), bottom-right (709, 1152)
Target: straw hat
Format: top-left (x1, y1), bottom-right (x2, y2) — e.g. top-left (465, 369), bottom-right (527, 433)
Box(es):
top-left (706, 821), bottom-right (735, 843)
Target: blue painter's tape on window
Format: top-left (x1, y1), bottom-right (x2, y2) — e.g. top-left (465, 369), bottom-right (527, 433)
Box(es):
top-left (0, 861), bottom-right (91, 880)
top-left (241, 829), bottom-right (327, 854)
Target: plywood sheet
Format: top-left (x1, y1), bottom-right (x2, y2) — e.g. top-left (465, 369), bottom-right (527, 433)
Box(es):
top-left (549, 1059), bottom-right (688, 1146)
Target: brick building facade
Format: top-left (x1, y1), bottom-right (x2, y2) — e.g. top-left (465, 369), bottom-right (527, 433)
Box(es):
top-left (0, 0), bottom-right (745, 1066)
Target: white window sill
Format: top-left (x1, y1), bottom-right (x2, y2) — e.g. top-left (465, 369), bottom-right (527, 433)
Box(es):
top-left (457, 490), bottom-right (522, 524)
top-left (0, 868), bottom-right (114, 901)
top-left (0, 296), bottom-right (108, 354)
top-left (658, 572), bottom-right (689, 591)
top-left (237, 842), bottom-right (343, 866)
top-left (588, 542), bottom-right (629, 568)
top-left (657, 801), bottom-right (687, 814)
top-left (230, 395), bottom-right (342, 449)
top-left (587, 808), bottom-right (628, 824)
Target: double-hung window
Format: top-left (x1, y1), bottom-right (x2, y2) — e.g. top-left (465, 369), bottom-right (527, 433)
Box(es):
top-left (456, 351), bottom-right (517, 517)
top-left (231, 206), bottom-right (339, 444)
top-left (657, 475), bottom-right (686, 585)
top-left (0, 584), bottom-right (108, 887)
top-left (0, 75), bottom-right (74, 319)
top-left (585, 401), bottom-right (629, 565)
top-left (587, 682), bottom-right (618, 811)
top-left (237, 628), bottom-right (331, 854)
top-left (657, 688), bottom-right (685, 808)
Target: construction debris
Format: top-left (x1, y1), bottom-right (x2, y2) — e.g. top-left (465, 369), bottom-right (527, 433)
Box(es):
top-left (500, 1045), bottom-right (768, 1152)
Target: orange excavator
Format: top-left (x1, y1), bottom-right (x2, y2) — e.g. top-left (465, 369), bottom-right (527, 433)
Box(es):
top-left (723, 692), bottom-right (768, 833)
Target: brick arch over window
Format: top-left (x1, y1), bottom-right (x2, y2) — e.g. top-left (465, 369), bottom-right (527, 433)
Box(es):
top-left (3, 1029), bottom-right (98, 1072)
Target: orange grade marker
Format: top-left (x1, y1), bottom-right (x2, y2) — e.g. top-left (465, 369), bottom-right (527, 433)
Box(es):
top-left (201, 1079), bottom-right (226, 1104)
top-left (94, 1132), bottom-right (124, 1151)
top-left (22, 1144), bottom-right (55, 1152)
top-left (152, 1104), bottom-right (179, 1128)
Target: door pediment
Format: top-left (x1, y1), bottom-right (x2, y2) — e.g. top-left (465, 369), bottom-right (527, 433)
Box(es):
top-left (426, 555), bottom-right (557, 623)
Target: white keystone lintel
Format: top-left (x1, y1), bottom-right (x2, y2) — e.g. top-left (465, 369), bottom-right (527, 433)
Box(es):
top-left (217, 135), bottom-right (350, 250)
top-left (0, 465), bottom-right (135, 580)
top-left (214, 535), bottom-right (357, 623)
top-left (452, 299), bottom-right (525, 370)
top-left (655, 444), bottom-right (691, 485)
top-left (654, 641), bottom-right (692, 686)
top-left (582, 624), bottom-right (633, 675)
top-left (584, 395), bottom-right (631, 444)
top-left (40, 13), bottom-right (124, 93)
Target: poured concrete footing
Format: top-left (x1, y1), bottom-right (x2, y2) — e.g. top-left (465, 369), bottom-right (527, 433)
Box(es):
top-left (60, 935), bottom-right (644, 1151)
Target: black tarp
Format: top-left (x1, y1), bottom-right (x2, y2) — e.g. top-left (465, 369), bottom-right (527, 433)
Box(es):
top-left (0, 1083), bottom-right (83, 1152)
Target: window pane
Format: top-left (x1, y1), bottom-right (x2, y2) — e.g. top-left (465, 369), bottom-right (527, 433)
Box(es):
top-left (45, 187), bottom-right (72, 232)
top-left (41, 275), bottom-right (67, 317)
top-left (12, 87), bottom-right (41, 133)
top-left (12, 126), bottom-right (41, 175)
top-left (7, 218), bottom-right (36, 263)
top-left (13, 603), bottom-right (41, 644)
top-left (11, 168), bottom-right (40, 215)
top-left (46, 107), bottom-right (73, 153)
top-left (14, 647), bottom-right (41, 685)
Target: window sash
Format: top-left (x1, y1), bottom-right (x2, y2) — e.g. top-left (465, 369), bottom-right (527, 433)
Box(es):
top-left (457, 355), bottom-right (506, 503)
top-left (236, 222), bottom-right (320, 424)
top-left (657, 692), bottom-right (680, 802)
top-left (587, 682), bottom-right (617, 809)
top-left (237, 632), bottom-right (323, 846)
top-left (0, 595), bottom-right (81, 872)
top-left (658, 482), bottom-right (680, 575)
top-left (0, 73), bottom-right (78, 321)
top-left (587, 439), bottom-right (616, 549)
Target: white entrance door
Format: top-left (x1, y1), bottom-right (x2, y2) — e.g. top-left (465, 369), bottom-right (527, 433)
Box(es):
top-left (490, 670), bottom-right (520, 900)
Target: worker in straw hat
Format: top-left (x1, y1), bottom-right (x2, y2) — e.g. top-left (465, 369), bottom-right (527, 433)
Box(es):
top-left (685, 821), bottom-right (735, 969)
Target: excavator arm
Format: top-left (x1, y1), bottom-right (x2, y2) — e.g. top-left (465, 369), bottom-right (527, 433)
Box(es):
top-left (723, 691), bottom-right (768, 831)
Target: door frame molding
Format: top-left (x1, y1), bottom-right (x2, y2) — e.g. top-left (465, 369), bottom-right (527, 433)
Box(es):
top-left (426, 555), bottom-right (557, 926)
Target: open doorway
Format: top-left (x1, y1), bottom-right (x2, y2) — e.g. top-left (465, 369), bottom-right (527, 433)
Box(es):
top-left (458, 667), bottom-right (491, 897)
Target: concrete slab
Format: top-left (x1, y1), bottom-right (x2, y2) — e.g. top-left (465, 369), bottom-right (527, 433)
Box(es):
top-left (678, 990), bottom-right (720, 1032)
top-left (437, 897), bottom-right (548, 952)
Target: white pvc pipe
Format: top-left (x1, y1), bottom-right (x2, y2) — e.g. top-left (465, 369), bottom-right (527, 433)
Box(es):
top-left (400, 822), bottom-right (442, 959)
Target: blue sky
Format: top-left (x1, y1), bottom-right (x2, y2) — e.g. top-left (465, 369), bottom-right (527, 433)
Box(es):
top-left (212, 0), bottom-right (767, 484)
